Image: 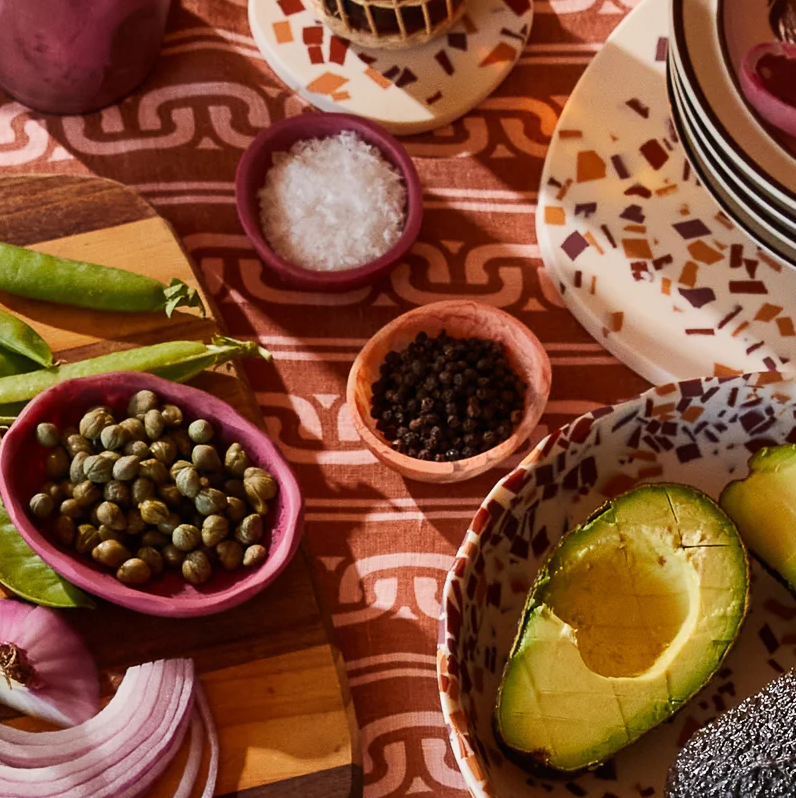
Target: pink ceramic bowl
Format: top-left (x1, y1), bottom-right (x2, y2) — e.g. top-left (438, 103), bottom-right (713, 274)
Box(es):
top-left (235, 112), bottom-right (423, 292)
top-left (0, 372), bottom-right (304, 618)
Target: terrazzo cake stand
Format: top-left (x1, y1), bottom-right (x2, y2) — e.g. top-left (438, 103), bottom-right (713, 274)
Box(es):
top-left (248, 0), bottom-right (533, 135)
top-left (536, 0), bottom-right (796, 385)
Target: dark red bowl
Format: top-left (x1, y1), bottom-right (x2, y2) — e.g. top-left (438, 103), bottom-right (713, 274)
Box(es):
top-left (235, 112), bottom-right (423, 292)
top-left (0, 372), bottom-right (304, 618)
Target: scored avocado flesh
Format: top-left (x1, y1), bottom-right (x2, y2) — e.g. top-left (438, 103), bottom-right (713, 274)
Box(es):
top-left (495, 483), bottom-right (749, 773)
top-left (720, 445), bottom-right (796, 589)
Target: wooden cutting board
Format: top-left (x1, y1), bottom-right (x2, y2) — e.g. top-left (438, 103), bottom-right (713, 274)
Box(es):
top-left (0, 174), bottom-right (362, 798)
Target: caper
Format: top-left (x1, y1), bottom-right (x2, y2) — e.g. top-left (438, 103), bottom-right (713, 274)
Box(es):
top-left (92, 539), bottom-right (132, 569)
top-left (59, 479), bottom-right (74, 499)
top-left (224, 443), bottom-right (251, 478)
top-left (161, 404), bottom-right (183, 427)
top-left (96, 501), bottom-right (126, 530)
top-left (226, 496), bottom-right (247, 523)
top-left (117, 558), bottom-right (151, 585)
top-left (144, 409), bottom-right (165, 441)
top-left (99, 424), bottom-right (128, 451)
top-left (182, 550), bottom-right (211, 585)
top-left (188, 419), bottom-right (214, 444)
top-left (170, 459), bottom-right (192, 478)
top-left (128, 390), bottom-right (159, 418)
top-left (72, 480), bottom-right (101, 507)
top-left (137, 546), bottom-right (164, 576)
top-left (54, 515), bottom-right (75, 546)
top-left (243, 469), bottom-right (277, 513)
top-left (75, 523), bottom-right (101, 554)
top-left (45, 447), bottom-right (69, 480)
top-left (126, 508), bottom-right (146, 536)
top-left (139, 458), bottom-right (168, 485)
top-left (83, 454), bottom-right (114, 484)
top-left (99, 450), bottom-right (121, 464)
top-left (215, 539), bottom-right (243, 571)
top-left (171, 428), bottom-right (193, 457)
top-left (119, 416), bottom-right (147, 442)
top-left (235, 514), bottom-right (263, 546)
top-left (157, 512), bottom-right (182, 536)
top-left (60, 498), bottom-right (83, 519)
top-left (42, 481), bottom-right (63, 503)
top-left (243, 544), bottom-right (268, 567)
top-left (89, 505), bottom-right (100, 526)
top-left (175, 466), bottom-right (200, 499)
top-left (104, 480), bottom-right (131, 507)
top-left (191, 444), bottom-right (220, 473)
top-left (65, 433), bottom-right (93, 457)
top-left (29, 492), bottom-right (54, 518)
top-left (98, 524), bottom-right (126, 543)
top-left (139, 499), bottom-right (170, 526)
top-left (68, 451), bottom-right (87, 483)
top-left (87, 404), bottom-right (113, 415)
top-left (195, 488), bottom-right (226, 516)
top-left (113, 455), bottom-right (140, 482)
top-left (172, 523), bottom-right (201, 552)
top-left (131, 476), bottom-right (156, 505)
top-left (150, 438), bottom-right (176, 465)
top-left (162, 544), bottom-right (185, 569)
top-left (79, 408), bottom-right (112, 440)
top-left (123, 439), bottom-right (151, 459)
top-left (224, 479), bottom-right (245, 499)
top-left (201, 514), bottom-right (229, 547)
top-left (157, 484), bottom-right (181, 510)
top-left (199, 476), bottom-right (211, 490)
top-left (60, 426), bottom-right (79, 446)
top-left (36, 422), bottom-right (60, 448)
top-left (141, 530), bottom-right (170, 549)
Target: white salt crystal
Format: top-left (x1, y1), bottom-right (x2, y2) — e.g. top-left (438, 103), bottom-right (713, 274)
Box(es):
top-left (257, 130), bottom-right (408, 272)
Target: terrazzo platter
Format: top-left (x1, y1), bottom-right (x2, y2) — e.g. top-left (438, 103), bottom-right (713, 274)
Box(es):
top-left (536, 0), bottom-right (796, 386)
top-left (439, 370), bottom-right (796, 798)
top-left (248, 0), bottom-right (533, 135)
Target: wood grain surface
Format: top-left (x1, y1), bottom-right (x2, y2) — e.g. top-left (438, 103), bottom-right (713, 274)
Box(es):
top-left (0, 174), bottom-right (362, 798)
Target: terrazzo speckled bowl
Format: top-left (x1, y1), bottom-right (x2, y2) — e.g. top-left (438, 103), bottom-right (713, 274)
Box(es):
top-left (235, 112), bottom-right (423, 292)
top-left (346, 300), bottom-right (551, 483)
top-left (0, 372), bottom-right (304, 618)
top-left (438, 371), bottom-right (796, 798)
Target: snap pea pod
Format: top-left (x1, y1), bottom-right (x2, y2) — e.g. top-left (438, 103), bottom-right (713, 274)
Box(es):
top-left (0, 241), bottom-right (205, 318)
top-left (0, 348), bottom-right (40, 378)
top-left (0, 307), bottom-right (52, 367)
top-left (0, 500), bottom-right (94, 608)
top-left (0, 335), bottom-right (272, 405)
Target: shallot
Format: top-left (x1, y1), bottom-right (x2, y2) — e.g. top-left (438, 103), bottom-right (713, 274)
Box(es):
top-left (0, 600), bottom-right (98, 727)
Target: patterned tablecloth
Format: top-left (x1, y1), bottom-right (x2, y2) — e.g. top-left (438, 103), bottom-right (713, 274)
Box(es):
top-left (0, 0), bottom-right (650, 794)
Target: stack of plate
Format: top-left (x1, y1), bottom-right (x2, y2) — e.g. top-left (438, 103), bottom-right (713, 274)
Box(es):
top-left (668, 0), bottom-right (796, 266)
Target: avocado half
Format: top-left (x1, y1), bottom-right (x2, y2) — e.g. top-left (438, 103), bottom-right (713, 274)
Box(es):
top-left (720, 444), bottom-right (796, 593)
top-left (494, 483), bottom-right (750, 773)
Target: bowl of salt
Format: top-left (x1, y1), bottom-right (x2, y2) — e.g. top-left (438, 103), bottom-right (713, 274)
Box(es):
top-left (235, 112), bottom-right (423, 292)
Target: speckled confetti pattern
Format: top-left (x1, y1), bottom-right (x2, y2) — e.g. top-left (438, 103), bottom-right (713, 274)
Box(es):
top-left (439, 370), bottom-right (796, 798)
top-left (249, 0), bottom-right (533, 134)
top-left (536, 0), bottom-right (796, 386)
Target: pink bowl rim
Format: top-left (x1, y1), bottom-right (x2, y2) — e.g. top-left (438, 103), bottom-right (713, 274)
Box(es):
top-left (235, 112), bottom-right (424, 291)
top-left (0, 372), bottom-right (304, 618)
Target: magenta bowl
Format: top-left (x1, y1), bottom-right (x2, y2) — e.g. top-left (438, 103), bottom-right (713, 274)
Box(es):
top-left (235, 112), bottom-right (423, 292)
top-left (0, 372), bottom-right (304, 618)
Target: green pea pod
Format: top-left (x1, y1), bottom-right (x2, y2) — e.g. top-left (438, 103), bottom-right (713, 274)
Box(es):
top-left (0, 500), bottom-right (94, 608)
top-left (0, 241), bottom-right (205, 318)
top-left (0, 348), bottom-right (39, 378)
top-left (0, 336), bottom-right (272, 405)
top-left (0, 308), bottom-right (52, 367)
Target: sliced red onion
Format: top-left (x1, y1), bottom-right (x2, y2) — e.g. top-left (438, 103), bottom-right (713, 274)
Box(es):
top-left (171, 712), bottom-right (203, 798)
top-left (0, 600), bottom-right (99, 728)
top-left (0, 658), bottom-right (195, 798)
top-left (741, 41), bottom-right (796, 137)
top-left (196, 683), bottom-right (219, 798)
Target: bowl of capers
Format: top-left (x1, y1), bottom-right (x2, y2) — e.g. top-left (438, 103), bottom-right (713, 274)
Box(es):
top-left (0, 371), bottom-right (303, 617)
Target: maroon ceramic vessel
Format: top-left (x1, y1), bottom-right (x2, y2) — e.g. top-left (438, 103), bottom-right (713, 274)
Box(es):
top-left (0, 372), bottom-right (304, 618)
top-left (235, 112), bottom-right (423, 292)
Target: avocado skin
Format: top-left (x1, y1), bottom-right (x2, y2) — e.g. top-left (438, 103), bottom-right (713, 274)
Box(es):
top-left (494, 483), bottom-right (750, 775)
top-left (666, 671), bottom-right (796, 798)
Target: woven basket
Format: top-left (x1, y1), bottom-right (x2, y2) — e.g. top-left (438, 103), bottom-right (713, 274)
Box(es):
top-left (312, 0), bottom-right (467, 50)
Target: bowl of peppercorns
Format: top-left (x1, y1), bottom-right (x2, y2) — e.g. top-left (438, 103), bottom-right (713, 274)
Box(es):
top-left (346, 300), bottom-right (551, 483)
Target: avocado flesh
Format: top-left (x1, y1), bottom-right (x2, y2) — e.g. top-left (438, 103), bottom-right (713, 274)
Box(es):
top-left (720, 445), bottom-right (796, 590)
top-left (495, 483), bottom-right (749, 773)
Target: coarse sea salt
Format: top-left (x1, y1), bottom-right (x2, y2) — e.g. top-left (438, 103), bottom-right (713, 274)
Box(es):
top-left (258, 131), bottom-right (407, 272)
